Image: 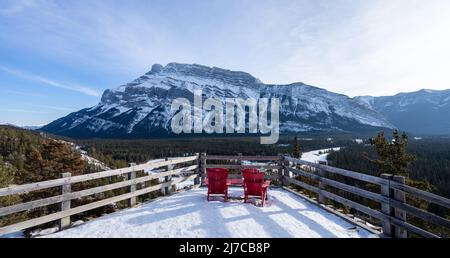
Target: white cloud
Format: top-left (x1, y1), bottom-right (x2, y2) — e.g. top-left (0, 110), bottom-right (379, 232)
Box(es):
top-left (0, 108), bottom-right (47, 114)
top-left (30, 104), bottom-right (75, 111)
top-left (0, 65), bottom-right (101, 97)
top-left (1, 0), bottom-right (450, 97)
top-left (271, 0), bottom-right (450, 96)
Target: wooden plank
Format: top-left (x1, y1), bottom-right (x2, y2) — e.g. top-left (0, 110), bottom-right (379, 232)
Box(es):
top-left (128, 163), bottom-right (137, 207)
top-left (59, 173), bottom-right (71, 230)
top-left (0, 165), bottom-right (197, 216)
top-left (389, 198), bottom-right (450, 229)
top-left (288, 167), bottom-right (388, 204)
top-left (266, 174), bottom-right (280, 181)
top-left (389, 180), bottom-right (450, 209)
top-left (390, 217), bottom-right (439, 238)
top-left (284, 177), bottom-right (319, 193)
top-left (151, 165), bottom-right (197, 179)
top-left (0, 173), bottom-right (198, 236)
top-left (205, 155), bottom-right (280, 161)
top-left (205, 164), bottom-right (281, 169)
top-left (163, 158), bottom-right (170, 195)
top-left (0, 183), bottom-right (165, 235)
top-left (287, 167), bottom-right (321, 180)
top-left (237, 153), bottom-right (243, 175)
top-left (392, 175), bottom-right (407, 238)
top-left (282, 157), bottom-right (290, 185)
top-left (228, 174), bottom-right (244, 179)
top-left (175, 174), bottom-right (199, 187)
top-left (321, 177), bottom-right (388, 204)
top-left (318, 168), bottom-right (326, 204)
top-left (380, 174), bottom-right (393, 237)
top-left (319, 190), bottom-right (387, 221)
top-left (194, 153), bottom-right (201, 185)
top-left (200, 153), bottom-right (206, 186)
top-left (200, 173), bottom-right (277, 180)
top-left (286, 155), bottom-right (450, 209)
top-left (285, 156), bottom-right (388, 185)
top-left (277, 154), bottom-right (283, 184)
top-left (0, 156), bottom-right (198, 197)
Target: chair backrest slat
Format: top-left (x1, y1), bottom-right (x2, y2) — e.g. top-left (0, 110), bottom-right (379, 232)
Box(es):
top-left (207, 168), bottom-right (229, 194)
top-left (242, 169), bottom-right (265, 195)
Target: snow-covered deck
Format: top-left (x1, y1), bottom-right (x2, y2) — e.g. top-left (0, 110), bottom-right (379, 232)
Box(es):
top-left (44, 187), bottom-right (375, 238)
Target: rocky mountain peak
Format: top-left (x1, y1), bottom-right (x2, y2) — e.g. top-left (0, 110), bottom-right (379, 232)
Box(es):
top-left (42, 62), bottom-right (396, 138)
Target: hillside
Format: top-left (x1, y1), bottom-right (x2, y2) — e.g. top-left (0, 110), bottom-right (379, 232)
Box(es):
top-left (0, 125), bottom-right (129, 235)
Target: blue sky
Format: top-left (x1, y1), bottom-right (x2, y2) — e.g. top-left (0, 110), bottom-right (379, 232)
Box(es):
top-left (1, 0), bottom-right (450, 126)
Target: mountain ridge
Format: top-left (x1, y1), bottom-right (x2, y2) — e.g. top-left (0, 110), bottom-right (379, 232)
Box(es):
top-left (354, 88), bottom-right (450, 135)
top-left (41, 62), bottom-right (449, 138)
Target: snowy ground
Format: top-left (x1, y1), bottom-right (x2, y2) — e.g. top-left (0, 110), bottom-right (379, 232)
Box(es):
top-left (143, 158), bottom-right (195, 189)
top-left (300, 147), bottom-right (341, 164)
top-left (43, 187), bottom-right (375, 238)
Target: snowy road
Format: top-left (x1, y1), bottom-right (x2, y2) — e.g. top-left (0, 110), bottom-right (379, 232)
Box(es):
top-left (44, 187), bottom-right (374, 238)
top-left (300, 147), bottom-right (341, 164)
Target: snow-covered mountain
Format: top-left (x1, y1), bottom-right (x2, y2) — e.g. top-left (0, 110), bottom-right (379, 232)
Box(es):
top-left (41, 63), bottom-right (393, 138)
top-left (22, 125), bottom-right (43, 130)
top-left (355, 89), bottom-right (450, 135)
top-left (0, 123), bottom-right (42, 131)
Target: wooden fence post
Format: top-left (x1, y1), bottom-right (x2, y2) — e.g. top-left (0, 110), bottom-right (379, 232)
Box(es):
top-left (318, 168), bottom-right (327, 204)
top-left (201, 153), bottom-right (207, 186)
top-left (194, 153), bottom-right (201, 186)
top-left (164, 158), bottom-right (174, 195)
top-left (128, 163), bottom-right (137, 207)
top-left (237, 153), bottom-right (243, 174)
top-left (380, 173), bottom-right (393, 237)
top-left (59, 172), bottom-right (71, 230)
top-left (283, 156), bottom-right (291, 186)
top-left (277, 154), bottom-right (284, 185)
top-left (393, 175), bottom-right (407, 238)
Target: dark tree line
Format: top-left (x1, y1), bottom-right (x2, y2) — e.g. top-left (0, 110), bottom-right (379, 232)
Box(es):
top-left (326, 131), bottom-right (449, 237)
top-left (328, 134), bottom-right (450, 198)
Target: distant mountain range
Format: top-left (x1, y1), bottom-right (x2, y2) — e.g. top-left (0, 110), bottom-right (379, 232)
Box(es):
top-left (355, 89), bottom-right (450, 135)
top-left (40, 63), bottom-right (449, 138)
top-left (0, 123), bottom-right (43, 131)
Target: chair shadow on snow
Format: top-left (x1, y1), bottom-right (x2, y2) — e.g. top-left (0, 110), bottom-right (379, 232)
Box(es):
top-left (123, 188), bottom-right (341, 238)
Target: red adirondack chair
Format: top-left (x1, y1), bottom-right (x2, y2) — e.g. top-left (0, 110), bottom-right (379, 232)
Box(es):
top-left (242, 169), bottom-right (271, 207)
top-left (206, 168), bottom-right (230, 202)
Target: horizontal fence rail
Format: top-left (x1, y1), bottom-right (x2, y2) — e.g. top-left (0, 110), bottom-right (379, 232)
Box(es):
top-left (204, 164), bottom-right (281, 169)
top-left (199, 154), bottom-right (282, 184)
top-left (204, 155), bottom-right (280, 161)
top-left (283, 155), bottom-right (450, 238)
top-left (0, 165), bottom-right (198, 217)
top-left (1, 153), bottom-right (449, 238)
top-left (284, 156), bottom-right (390, 186)
top-left (0, 156), bottom-right (198, 197)
top-left (0, 155), bottom-right (200, 236)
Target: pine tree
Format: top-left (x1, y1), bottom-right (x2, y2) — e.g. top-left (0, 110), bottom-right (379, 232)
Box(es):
top-left (292, 136), bottom-right (301, 159)
top-left (0, 157), bottom-right (27, 227)
top-left (367, 130), bottom-right (416, 178)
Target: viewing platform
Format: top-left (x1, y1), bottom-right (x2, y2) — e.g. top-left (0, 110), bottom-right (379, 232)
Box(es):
top-left (1, 154), bottom-right (449, 238)
top-left (43, 187), bottom-right (374, 238)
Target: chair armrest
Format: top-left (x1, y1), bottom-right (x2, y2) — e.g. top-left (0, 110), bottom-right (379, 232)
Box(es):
top-left (226, 179), bottom-right (232, 186)
top-left (262, 180), bottom-right (271, 188)
top-left (204, 178), bottom-right (209, 185)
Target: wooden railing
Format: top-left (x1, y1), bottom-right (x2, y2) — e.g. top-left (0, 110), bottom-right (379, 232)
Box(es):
top-left (201, 154), bottom-right (282, 182)
top-left (0, 155), bottom-right (199, 236)
top-left (1, 153), bottom-right (449, 238)
top-left (283, 156), bottom-right (450, 238)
